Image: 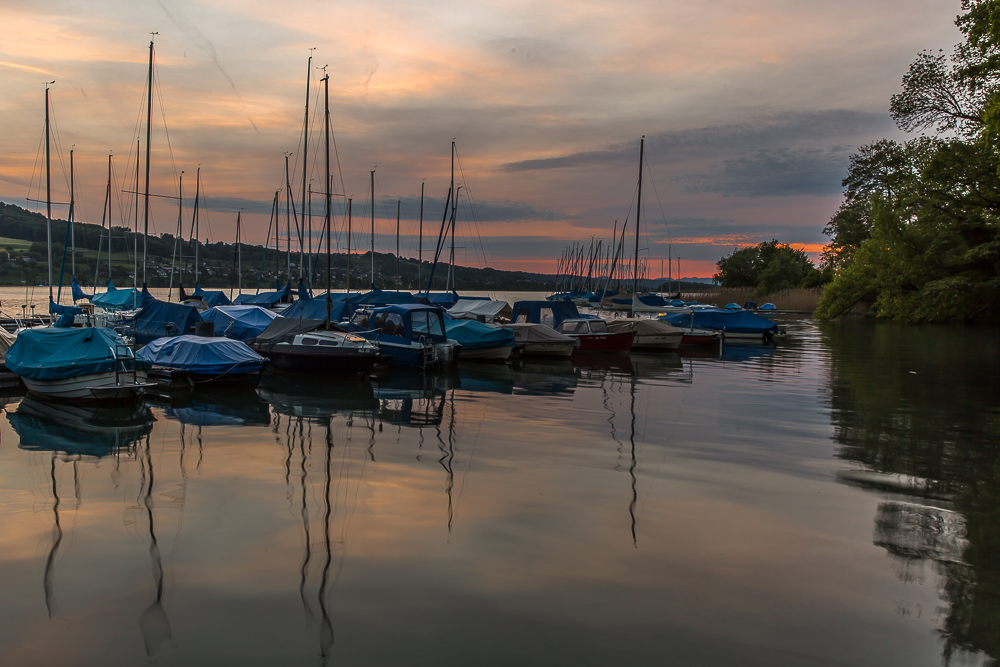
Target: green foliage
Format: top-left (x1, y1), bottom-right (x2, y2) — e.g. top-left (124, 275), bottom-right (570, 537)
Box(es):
top-left (818, 2), bottom-right (1000, 322)
top-left (714, 240), bottom-right (818, 295)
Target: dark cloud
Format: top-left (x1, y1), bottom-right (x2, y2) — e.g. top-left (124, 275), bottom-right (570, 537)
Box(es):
top-left (678, 146), bottom-right (851, 198)
top-left (201, 196), bottom-right (277, 215)
top-left (498, 110), bottom-right (892, 172)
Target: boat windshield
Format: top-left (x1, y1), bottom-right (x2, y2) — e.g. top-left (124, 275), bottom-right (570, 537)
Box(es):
top-left (411, 310), bottom-right (444, 337)
top-left (589, 320), bottom-right (609, 333)
top-left (556, 320), bottom-right (589, 334)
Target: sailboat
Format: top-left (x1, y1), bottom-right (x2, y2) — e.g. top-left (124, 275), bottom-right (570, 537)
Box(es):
top-left (252, 65), bottom-right (380, 376)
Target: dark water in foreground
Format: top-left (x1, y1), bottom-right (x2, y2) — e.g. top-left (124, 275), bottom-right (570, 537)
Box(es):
top-left (0, 316), bottom-right (996, 667)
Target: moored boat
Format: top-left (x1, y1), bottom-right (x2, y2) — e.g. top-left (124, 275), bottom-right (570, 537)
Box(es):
top-left (250, 316), bottom-right (380, 376)
top-left (444, 318), bottom-right (515, 361)
top-left (606, 317), bottom-right (684, 349)
top-left (660, 309), bottom-right (780, 344)
top-left (136, 335), bottom-right (268, 390)
top-left (554, 318), bottom-right (634, 353)
top-left (499, 323), bottom-right (578, 357)
top-left (5, 326), bottom-right (152, 401)
top-left (350, 304), bottom-right (459, 369)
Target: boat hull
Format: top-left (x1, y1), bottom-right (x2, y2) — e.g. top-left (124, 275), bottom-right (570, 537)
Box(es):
top-left (631, 333), bottom-right (683, 350)
top-left (680, 330), bottom-right (720, 346)
top-left (22, 370), bottom-right (150, 401)
top-left (265, 347), bottom-right (379, 376)
top-left (518, 342), bottom-right (575, 357)
top-left (459, 345), bottom-right (513, 361)
top-left (569, 331), bottom-right (634, 354)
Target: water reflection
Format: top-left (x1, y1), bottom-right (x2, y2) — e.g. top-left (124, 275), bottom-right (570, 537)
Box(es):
top-left (824, 319), bottom-right (999, 665)
top-left (8, 395), bottom-right (154, 458)
top-left (155, 386), bottom-right (272, 426)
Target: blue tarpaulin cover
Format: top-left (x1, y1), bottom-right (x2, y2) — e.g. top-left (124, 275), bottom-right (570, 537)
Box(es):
top-left (71, 277), bottom-right (92, 302)
top-left (49, 302), bottom-right (83, 328)
top-left (510, 300), bottom-right (581, 328)
top-left (660, 309), bottom-right (779, 334)
top-left (128, 287), bottom-right (203, 345)
top-left (92, 280), bottom-right (140, 311)
top-left (201, 305), bottom-right (278, 340)
top-left (136, 335), bottom-right (267, 375)
top-left (281, 296), bottom-right (347, 322)
top-left (193, 284), bottom-right (232, 308)
top-left (233, 281), bottom-right (292, 306)
top-left (357, 289), bottom-right (418, 306)
top-left (444, 319), bottom-right (515, 351)
top-left (5, 326), bottom-right (150, 380)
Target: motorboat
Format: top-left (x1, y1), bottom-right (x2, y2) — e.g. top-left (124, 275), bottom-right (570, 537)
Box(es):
top-left (251, 317), bottom-right (380, 376)
top-left (444, 318), bottom-right (515, 361)
top-left (499, 323), bottom-right (578, 357)
top-left (5, 326), bottom-right (152, 401)
top-left (136, 335), bottom-right (268, 390)
top-left (349, 304), bottom-right (460, 369)
top-left (553, 318), bottom-right (633, 353)
top-left (660, 309), bottom-right (780, 344)
top-left (605, 318), bottom-right (684, 350)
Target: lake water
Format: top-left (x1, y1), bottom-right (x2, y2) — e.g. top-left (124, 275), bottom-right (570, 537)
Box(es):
top-left (0, 312), bottom-right (996, 666)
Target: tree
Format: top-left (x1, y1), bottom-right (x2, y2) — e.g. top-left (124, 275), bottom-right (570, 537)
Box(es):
top-left (714, 240), bottom-right (818, 294)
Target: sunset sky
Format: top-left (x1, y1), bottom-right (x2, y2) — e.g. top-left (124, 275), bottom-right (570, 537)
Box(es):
top-left (0, 0), bottom-right (964, 277)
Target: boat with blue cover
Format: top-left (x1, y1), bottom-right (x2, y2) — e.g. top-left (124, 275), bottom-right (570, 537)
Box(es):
top-left (5, 326), bottom-right (152, 401)
top-left (123, 287), bottom-right (204, 345)
top-left (200, 305), bottom-right (277, 341)
top-left (349, 304), bottom-right (459, 368)
top-left (660, 309), bottom-right (780, 344)
top-left (443, 318), bottom-right (515, 361)
top-left (136, 335), bottom-right (268, 390)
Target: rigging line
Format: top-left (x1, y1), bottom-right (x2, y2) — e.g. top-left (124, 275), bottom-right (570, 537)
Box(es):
top-left (642, 153), bottom-right (673, 245)
top-left (454, 146), bottom-right (499, 271)
top-left (153, 65), bottom-right (181, 192)
top-left (27, 117), bottom-right (46, 208)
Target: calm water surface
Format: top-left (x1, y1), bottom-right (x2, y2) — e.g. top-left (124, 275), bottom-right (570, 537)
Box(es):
top-left (0, 314), bottom-right (996, 666)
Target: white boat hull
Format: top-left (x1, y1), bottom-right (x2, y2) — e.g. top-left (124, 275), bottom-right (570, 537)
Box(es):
top-left (520, 343), bottom-right (576, 357)
top-left (23, 370), bottom-right (150, 401)
top-left (460, 345), bottom-right (513, 361)
top-left (632, 333), bottom-right (683, 349)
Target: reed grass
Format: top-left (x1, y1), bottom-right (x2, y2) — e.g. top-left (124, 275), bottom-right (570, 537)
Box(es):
top-left (680, 287), bottom-right (824, 312)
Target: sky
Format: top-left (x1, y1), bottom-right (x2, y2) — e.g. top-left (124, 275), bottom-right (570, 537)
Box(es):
top-left (0, 0), bottom-right (965, 277)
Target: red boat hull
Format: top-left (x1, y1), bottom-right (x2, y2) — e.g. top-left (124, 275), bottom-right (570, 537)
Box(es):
top-left (570, 331), bottom-right (634, 353)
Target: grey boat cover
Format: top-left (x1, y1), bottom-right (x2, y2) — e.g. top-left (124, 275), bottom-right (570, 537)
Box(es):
top-left (606, 318), bottom-right (684, 336)
top-left (251, 317), bottom-right (326, 345)
top-left (499, 323), bottom-right (577, 345)
top-left (447, 299), bottom-right (512, 322)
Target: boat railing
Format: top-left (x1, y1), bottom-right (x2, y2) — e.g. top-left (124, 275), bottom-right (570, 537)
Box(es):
top-left (113, 344), bottom-right (138, 386)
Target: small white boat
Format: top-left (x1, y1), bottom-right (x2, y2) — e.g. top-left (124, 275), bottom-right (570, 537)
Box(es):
top-left (606, 318), bottom-right (684, 349)
top-left (5, 326), bottom-right (152, 401)
top-left (500, 323), bottom-right (578, 357)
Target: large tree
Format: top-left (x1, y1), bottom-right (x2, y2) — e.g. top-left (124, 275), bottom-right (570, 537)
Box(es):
top-left (714, 240), bottom-right (819, 294)
top-left (816, 1), bottom-right (1000, 321)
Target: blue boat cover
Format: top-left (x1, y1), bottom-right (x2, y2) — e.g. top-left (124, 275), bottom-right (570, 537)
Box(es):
top-left (5, 326), bottom-right (151, 380)
top-left (72, 277), bottom-right (92, 302)
top-left (421, 291), bottom-right (461, 307)
top-left (510, 300), bottom-right (581, 328)
top-left (127, 287), bottom-right (204, 345)
top-left (636, 294), bottom-right (668, 307)
top-left (136, 335), bottom-right (267, 374)
top-left (92, 280), bottom-right (140, 311)
top-left (297, 279), bottom-right (311, 300)
top-left (281, 296), bottom-right (348, 322)
top-left (201, 305), bottom-right (278, 340)
top-left (444, 319), bottom-right (515, 350)
top-left (358, 289), bottom-right (418, 306)
top-left (49, 302), bottom-right (83, 328)
top-left (660, 309), bottom-right (778, 334)
top-left (233, 280), bottom-right (292, 306)
top-left (724, 303), bottom-right (742, 310)
top-left (760, 303), bottom-right (777, 310)
top-left (192, 284), bottom-right (232, 307)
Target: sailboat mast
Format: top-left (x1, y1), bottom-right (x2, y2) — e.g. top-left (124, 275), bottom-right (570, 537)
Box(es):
top-left (45, 84), bottom-right (53, 304)
top-left (193, 167), bottom-right (201, 285)
top-left (96, 153), bottom-right (111, 288)
top-left (418, 181), bottom-right (424, 287)
top-left (143, 37), bottom-right (155, 286)
top-left (395, 200), bottom-right (400, 288)
top-left (285, 159), bottom-right (291, 280)
top-left (69, 148), bottom-right (75, 279)
top-left (633, 136), bottom-right (644, 314)
top-left (370, 168), bottom-right (375, 287)
top-left (168, 172), bottom-right (182, 301)
top-left (448, 140), bottom-right (455, 292)
top-left (346, 198), bottom-right (352, 295)
top-left (323, 72), bottom-right (332, 327)
top-left (134, 140), bottom-right (139, 294)
top-left (303, 51), bottom-right (313, 282)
